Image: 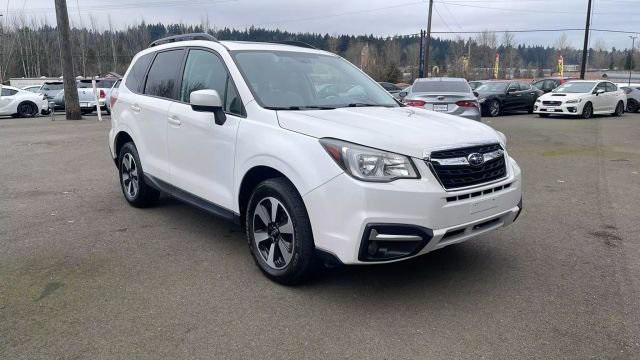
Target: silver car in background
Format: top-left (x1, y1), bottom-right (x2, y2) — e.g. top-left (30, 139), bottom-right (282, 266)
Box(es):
top-left (401, 77), bottom-right (481, 121)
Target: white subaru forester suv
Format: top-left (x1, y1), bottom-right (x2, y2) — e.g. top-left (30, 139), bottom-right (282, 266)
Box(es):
top-left (108, 34), bottom-right (523, 284)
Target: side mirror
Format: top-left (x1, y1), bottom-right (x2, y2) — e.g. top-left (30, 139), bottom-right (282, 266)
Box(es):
top-left (594, 89), bottom-right (605, 96)
top-left (398, 91), bottom-right (408, 98)
top-left (190, 89), bottom-right (226, 125)
top-left (473, 91), bottom-right (479, 98)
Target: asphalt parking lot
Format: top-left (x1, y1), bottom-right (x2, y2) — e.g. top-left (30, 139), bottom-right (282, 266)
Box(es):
top-left (1, 111), bottom-right (639, 359)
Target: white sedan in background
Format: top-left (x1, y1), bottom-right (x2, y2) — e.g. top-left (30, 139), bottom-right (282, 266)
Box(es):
top-left (0, 85), bottom-right (50, 117)
top-left (534, 80), bottom-right (626, 119)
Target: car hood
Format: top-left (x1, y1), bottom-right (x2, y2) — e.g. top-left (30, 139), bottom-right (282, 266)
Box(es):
top-left (539, 92), bottom-right (585, 101)
top-left (277, 106), bottom-right (501, 158)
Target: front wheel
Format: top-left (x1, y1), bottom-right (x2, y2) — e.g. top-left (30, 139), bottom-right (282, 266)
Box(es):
top-left (612, 101), bottom-right (624, 117)
top-left (246, 178), bottom-right (316, 285)
top-left (538, 113), bottom-right (549, 118)
top-left (581, 102), bottom-right (593, 119)
top-left (627, 100), bottom-right (639, 113)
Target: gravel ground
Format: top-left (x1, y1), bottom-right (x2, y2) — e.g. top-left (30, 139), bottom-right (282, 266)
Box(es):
top-left (1, 111), bottom-right (639, 359)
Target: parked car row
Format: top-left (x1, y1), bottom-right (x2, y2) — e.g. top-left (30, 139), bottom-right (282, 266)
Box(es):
top-left (382, 77), bottom-right (636, 120)
top-left (14, 78), bottom-right (121, 115)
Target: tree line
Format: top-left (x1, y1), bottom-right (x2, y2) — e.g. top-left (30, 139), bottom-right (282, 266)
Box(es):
top-left (0, 21), bottom-right (637, 84)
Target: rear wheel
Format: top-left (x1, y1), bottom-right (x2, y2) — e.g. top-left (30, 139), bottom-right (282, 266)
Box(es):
top-left (118, 142), bottom-right (160, 208)
top-left (581, 102), bottom-right (593, 119)
top-left (246, 178), bottom-right (316, 285)
top-left (17, 102), bottom-right (38, 118)
top-left (612, 101), bottom-right (624, 116)
top-left (486, 100), bottom-right (501, 117)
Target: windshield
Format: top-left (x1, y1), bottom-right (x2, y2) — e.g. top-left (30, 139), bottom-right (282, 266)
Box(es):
top-left (42, 83), bottom-right (63, 90)
top-left (553, 82), bottom-right (596, 93)
top-left (232, 50), bottom-right (398, 109)
top-left (476, 82), bottom-right (507, 93)
top-left (412, 80), bottom-right (470, 93)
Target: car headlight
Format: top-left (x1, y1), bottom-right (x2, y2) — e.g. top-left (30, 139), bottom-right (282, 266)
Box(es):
top-left (535, 99), bottom-right (541, 103)
top-left (320, 138), bottom-right (419, 182)
top-left (565, 98), bottom-right (581, 104)
top-left (496, 130), bottom-right (507, 149)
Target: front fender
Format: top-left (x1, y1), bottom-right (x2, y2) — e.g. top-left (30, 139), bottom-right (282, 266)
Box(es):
top-left (234, 118), bottom-right (343, 211)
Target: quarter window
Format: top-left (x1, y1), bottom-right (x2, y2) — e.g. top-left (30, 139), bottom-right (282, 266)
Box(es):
top-left (181, 49), bottom-right (245, 116)
top-left (605, 82), bottom-right (617, 92)
top-left (144, 50), bottom-right (184, 99)
top-left (1, 88), bottom-right (18, 96)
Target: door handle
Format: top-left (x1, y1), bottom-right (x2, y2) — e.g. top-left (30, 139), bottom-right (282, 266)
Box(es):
top-left (130, 104), bottom-right (141, 113)
top-left (168, 115), bottom-right (182, 126)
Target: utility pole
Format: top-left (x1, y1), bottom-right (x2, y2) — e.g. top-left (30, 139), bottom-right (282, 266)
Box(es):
top-left (580, 0), bottom-right (592, 80)
top-left (423, 0), bottom-right (434, 78)
top-left (629, 35), bottom-right (637, 86)
top-left (54, 0), bottom-right (82, 120)
top-left (418, 30), bottom-right (425, 78)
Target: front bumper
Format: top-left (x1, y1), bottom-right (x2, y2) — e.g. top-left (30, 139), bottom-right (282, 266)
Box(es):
top-left (303, 156), bottom-right (522, 264)
top-left (534, 101), bottom-right (582, 115)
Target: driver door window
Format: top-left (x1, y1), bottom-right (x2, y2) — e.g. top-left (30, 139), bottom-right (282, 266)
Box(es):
top-left (180, 49), bottom-right (244, 116)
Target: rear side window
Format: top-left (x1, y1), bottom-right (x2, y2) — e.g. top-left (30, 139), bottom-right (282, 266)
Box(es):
top-left (125, 53), bottom-right (154, 94)
top-left (144, 50), bottom-right (184, 100)
top-left (1, 88), bottom-right (18, 96)
top-left (518, 83), bottom-right (531, 91)
top-left (605, 82), bottom-right (617, 92)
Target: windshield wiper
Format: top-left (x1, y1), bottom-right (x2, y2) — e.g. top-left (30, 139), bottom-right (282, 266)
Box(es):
top-left (264, 105), bottom-right (335, 110)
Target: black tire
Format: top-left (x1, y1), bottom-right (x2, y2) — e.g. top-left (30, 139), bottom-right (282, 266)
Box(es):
top-left (486, 100), bottom-right (501, 117)
top-left (538, 113), bottom-right (549, 118)
top-left (81, 110), bottom-right (93, 115)
top-left (16, 102), bottom-right (38, 118)
top-left (612, 101), bottom-right (624, 117)
top-left (627, 100), bottom-right (639, 113)
top-left (117, 142), bottom-right (160, 208)
top-left (105, 107), bottom-right (111, 115)
top-left (527, 105), bottom-right (534, 114)
top-left (581, 102), bottom-right (593, 119)
top-left (246, 178), bottom-right (316, 285)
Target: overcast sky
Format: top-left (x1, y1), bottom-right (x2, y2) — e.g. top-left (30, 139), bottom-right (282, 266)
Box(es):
top-left (1, 0), bottom-right (638, 50)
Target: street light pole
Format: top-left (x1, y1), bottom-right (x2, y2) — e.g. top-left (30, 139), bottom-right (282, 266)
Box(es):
top-left (629, 35), bottom-right (637, 86)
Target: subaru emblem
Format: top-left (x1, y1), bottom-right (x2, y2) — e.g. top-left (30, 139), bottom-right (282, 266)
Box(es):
top-left (467, 153), bottom-right (485, 166)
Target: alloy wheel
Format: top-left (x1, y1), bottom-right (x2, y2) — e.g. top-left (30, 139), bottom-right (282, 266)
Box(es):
top-left (252, 197), bottom-right (295, 270)
top-left (583, 104), bottom-right (593, 119)
top-left (121, 153), bottom-right (139, 199)
top-left (489, 101), bottom-right (500, 117)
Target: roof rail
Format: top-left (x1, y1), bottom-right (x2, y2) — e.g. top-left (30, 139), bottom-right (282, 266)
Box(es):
top-left (272, 40), bottom-right (317, 49)
top-left (149, 33), bottom-right (218, 47)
